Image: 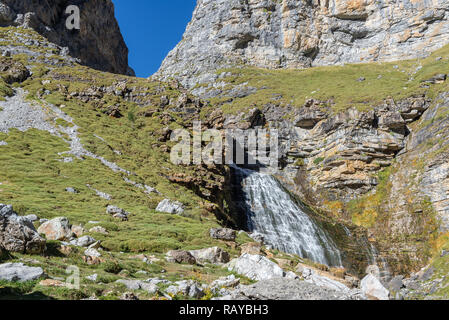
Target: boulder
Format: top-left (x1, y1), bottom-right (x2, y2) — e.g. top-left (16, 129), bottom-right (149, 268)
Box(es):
top-left (89, 226), bottom-right (109, 235)
top-left (216, 278), bottom-right (366, 301)
top-left (106, 205), bottom-right (129, 221)
top-left (155, 199), bottom-right (184, 215)
top-left (84, 248), bottom-right (101, 258)
top-left (388, 275), bottom-right (405, 293)
top-left (166, 280), bottom-right (204, 299)
top-left (0, 204), bottom-right (46, 254)
top-left (210, 228), bottom-right (236, 241)
top-left (210, 275), bottom-right (240, 292)
top-left (360, 274), bottom-right (390, 300)
top-left (24, 214), bottom-right (38, 222)
top-left (0, 263), bottom-right (45, 282)
top-left (70, 236), bottom-right (96, 248)
top-left (37, 217), bottom-right (73, 241)
top-left (227, 254), bottom-right (285, 281)
top-left (86, 274), bottom-right (98, 282)
top-left (116, 279), bottom-right (159, 295)
top-left (165, 250), bottom-right (196, 265)
top-left (189, 247), bottom-right (230, 264)
top-left (65, 187), bottom-right (79, 194)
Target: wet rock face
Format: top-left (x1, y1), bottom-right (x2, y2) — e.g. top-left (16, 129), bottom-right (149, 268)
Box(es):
top-left (157, 0), bottom-right (449, 88)
top-left (0, 0), bottom-right (133, 75)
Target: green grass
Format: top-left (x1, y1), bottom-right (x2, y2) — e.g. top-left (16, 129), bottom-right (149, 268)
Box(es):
top-left (205, 44), bottom-right (449, 115)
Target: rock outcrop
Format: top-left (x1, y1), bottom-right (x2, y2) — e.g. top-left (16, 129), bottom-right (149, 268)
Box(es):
top-left (156, 0), bottom-right (449, 89)
top-left (0, 263), bottom-right (45, 282)
top-left (0, 204), bottom-right (46, 254)
top-left (217, 278), bottom-right (366, 300)
top-left (0, 0), bottom-right (133, 75)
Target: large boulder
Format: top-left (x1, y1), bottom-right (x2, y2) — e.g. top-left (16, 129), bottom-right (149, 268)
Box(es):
top-left (0, 263), bottom-right (45, 282)
top-left (227, 254), bottom-right (285, 281)
top-left (37, 217), bottom-right (73, 241)
top-left (360, 274), bottom-right (390, 300)
top-left (189, 247), bottom-right (230, 264)
top-left (210, 228), bottom-right (236, 241)
top-left (0, 204), bottom-right (46, 254)
top-left (155, 199), bottom-right (184, 215)
top-left (165, 250), bottom-right (196, 265)
top-left (216, 278), bottom-right (366, 301)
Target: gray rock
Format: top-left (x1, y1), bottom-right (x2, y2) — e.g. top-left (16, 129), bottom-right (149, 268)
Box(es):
top-left (210, 275), bottom-right (240, 292)
top-left (166, 280), bottom-right (204, 299)
top-left (0, 263), bottom-right (45, 282)
top-left (165, 250), bottom-right (196, 265)
top-left (86, 274), bottom-right (98, 282)
top-left (360, 274), bottom-right (390, 300)
top-left (65, 187), bottom-right (79, 194)
top-left (70, 236), bottom-right (96, 248)
top-left (24, 214), bottom-right (38, 222)
top-left (0, 204), bottom-right (46, 254)
top-left (210, 228), bottom-right (236, 241)
top-left (217, 278), bottom-right (366, 301)
top-left (155, 199), bottom-right (184, 215)
top-left (388, 275), bottom-right (405, 293)
top-left (84, 248), bottom-right (101, 258)
top-left (116, 279), bottom-right (159, 295)
top-left (106, 205), bottom-right (130, 221)
top-left (189, 247), bottom-right (230, 264)
top-left (227, 254), bottom-right (285, 281)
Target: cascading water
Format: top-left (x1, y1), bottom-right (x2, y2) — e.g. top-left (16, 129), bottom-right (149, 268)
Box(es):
top-left (232, 165), bottom-right (343, 267)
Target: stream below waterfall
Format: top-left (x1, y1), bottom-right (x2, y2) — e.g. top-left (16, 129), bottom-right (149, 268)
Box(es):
top-left (231, 165), bottom-right (343, 267)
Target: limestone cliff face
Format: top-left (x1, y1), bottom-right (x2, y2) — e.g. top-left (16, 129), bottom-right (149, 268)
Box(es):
top-left (0, 0), bottom-right (133, 75)
top-left (156, 0), bottom-right (449, 88)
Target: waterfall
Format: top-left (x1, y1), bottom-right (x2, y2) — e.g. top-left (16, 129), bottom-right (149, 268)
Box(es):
top-left (232, 165), bottom-right (343, 267)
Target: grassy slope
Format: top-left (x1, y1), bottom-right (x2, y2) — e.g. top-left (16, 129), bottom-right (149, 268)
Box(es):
top-left (0, 27), bottom-right (259, 299)
top-left (206, 44), bottom-right (449, 115)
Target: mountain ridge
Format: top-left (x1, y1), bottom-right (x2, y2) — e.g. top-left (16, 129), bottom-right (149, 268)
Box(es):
top-left (156, 0), bottom-right (449, 91)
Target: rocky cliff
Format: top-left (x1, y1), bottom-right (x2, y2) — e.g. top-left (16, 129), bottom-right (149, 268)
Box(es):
top-left (0, 0), bottom-right (133, 75)
top-left (156, 0), bottom-right (449, 89)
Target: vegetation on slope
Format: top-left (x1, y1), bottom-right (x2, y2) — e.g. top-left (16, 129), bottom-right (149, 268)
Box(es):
top-left (206, 44), bottom-right (449, 115)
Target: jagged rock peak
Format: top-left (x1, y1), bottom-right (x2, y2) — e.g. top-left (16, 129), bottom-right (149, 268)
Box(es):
top-left (156, 0), bottom-right (449, 88)
top-left (0, 0), bottom-right (134, 76)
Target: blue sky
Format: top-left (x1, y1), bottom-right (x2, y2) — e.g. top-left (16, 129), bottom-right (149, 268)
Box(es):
top-left (112, 0), bottom-right (196, 78)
